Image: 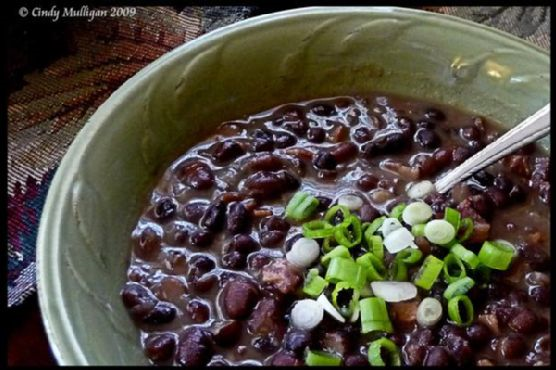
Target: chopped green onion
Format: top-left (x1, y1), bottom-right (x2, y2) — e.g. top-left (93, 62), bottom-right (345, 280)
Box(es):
top-left (360, 297), bottom-right (393, 333)
top-left (303, 269), bottom-right (329, 298)
top-left (478, 240), bottom-right (514, 270)
top-left (356, 253), bottom-right (386, 282)
top-left (414, 255), bottom-right (444, 290)
top-left (302, 220), bottom-right (335, 239)
top-left (369, 235), bottom-right (384, 260)
top-left (443, 276), bottom-right (475, 299)
top-left (324, 205), bottom-right (351, 226)
top-left (367, 337), bottom-right (401, 366)
top-left (334, 215), bottom-right (362, 248)
top-left (424, 219), bottom-right (456, 245)
top-left (286, 192), bottom-right (319, 221)
top-left (389, 203), bottom-right (407, 220)
top-left (321, 245), bottom-right (351, 267)
top-left (389, 258), bottom-right (408, 281)
top-left (450, 244), bottom-right (480, 269)
top-left (402, 202), bottom-right (433, 226)
top-left (457, 217), bottom-right (474, 242)
top-left (442, 254), bottom-right (467, 284)
top-left (325, 257), bottom-right (366, 289)
top-left (396, 248), bottom-right (423, 265)
top-left (444, 207), bottom-right (462, 232)
top-left (411, 224), bottom-right (426, 237)
top-left (332, 281), bottom-right (360, 317)
top-left (365, 216), bottom-right (386, 236)
top-left (322, 236), bottom-right (336, 253)
top-left (305, 350), bottom-right (342, 366)
top-left (447, 295), bottom-right (474, 326)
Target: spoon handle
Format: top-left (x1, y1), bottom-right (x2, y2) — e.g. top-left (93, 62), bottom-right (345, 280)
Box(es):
top-left (435, 103), bottom-right (550, 194)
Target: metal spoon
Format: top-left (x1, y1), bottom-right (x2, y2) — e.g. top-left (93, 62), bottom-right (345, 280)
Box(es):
top-left (434, 103), bottom-right (550, 194)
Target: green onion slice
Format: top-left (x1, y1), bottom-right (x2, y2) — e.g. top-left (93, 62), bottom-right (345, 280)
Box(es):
top-left (305, 350), bottom-right (342, 366)
top-left (285, 192), bottom-right (320, 222)
top-left (367, 337), bottom-right (401, 366)
top-left (365, 216), bottom-right (386, 236)
top-left (303, 268), bottom-right (329, 298)
top-left (334, 215), bottom-right (362, 248)
top-left (457, 217), bottom-right (474, 242)
top-left (389, 203), bottom-right (407, 220)
top-left (325, 257), bottom-right (366, 290)
top-left (414, 255), bottom-right (444, 290)
top-left (331, 281), bottom-right (360, 318)
top-left (324, 205), bottom-right (351, 226)
top-left (444, 207), bottom-right (462, 232)
top-left (360, 297), bottom-right (393, 334)
top-left (424, 219), bottom-right (456, 245)
top-left (443, 254), bottom-right (467, 284)
top-left (322, 236), bottom-right (336, 253)
top-left (356, 253), bottom-right (386, 282)
top-left (321, 245), bottom-right (351, 267)
top-left (411, 224), bottom-right (426, 238)
top-left (450, 244), bottom-right (480, 269)
top-left (447, 295), bottom-right (474, 326)
top-left (443, 276), bottom-right (475, 299)
top-left (390, 258), bottom-right (408, 281)
top-left (402, 202), bottom-right (433, 226)
top-left (302, 220), bottom-right (335, 239)
top-left (478, 240), bottom-right (515, 270)
top-left (396, 248), bottom-right (423, 265)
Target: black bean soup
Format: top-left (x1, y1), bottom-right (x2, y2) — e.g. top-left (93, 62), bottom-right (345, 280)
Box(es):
top-left (121, 94), bottom-right (550, 366)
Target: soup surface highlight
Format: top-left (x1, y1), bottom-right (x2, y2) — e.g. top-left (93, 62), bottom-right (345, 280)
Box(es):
top-left (122, 94), bottom-right (550, 366)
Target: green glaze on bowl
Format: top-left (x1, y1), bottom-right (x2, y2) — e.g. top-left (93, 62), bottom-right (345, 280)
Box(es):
top-left (37, 7), bottom-right (549, 365)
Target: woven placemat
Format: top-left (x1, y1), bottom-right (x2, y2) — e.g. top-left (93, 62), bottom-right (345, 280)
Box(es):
top-left (7, 6), bottom-right (550, 307)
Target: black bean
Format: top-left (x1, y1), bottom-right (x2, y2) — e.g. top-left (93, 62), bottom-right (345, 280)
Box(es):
top-left (424, 346), bottom-right (451, 366)
top-left (230, 234), bottom-right (259, 255)
top-left (186, 225), bottom-right (212, 247)
top-left (189, 274), bottom-right (217, 294)
top-left (284, 330), bottom-right (313, 356)
top-left (397, 116), bottom-right (414, 133)
top-left (213, 140), bottom-right (245, 162)
top-left (357, 174), bottom-right (379, 191)
top-left (467, 140), bottom-right (483, 153)
top-left (331, 142), bottom-right (358, 163)
top-left (425, 108), bottom-right (446, 121)
top-left (253, 129), bottom-right (274, 152)
top-left (274, 132), bottom-right (297, 148)
top-left (509, 309), bottom-right (537, 334)
top-left (271, 351), bottom-right (303, 366)
top-left (222, 280), bottom-right (260, 319)
top-left (222, 251), bottom-right (247, 270)
top-left (485, 186), bottom-right (509, 207)
top-left (190, 255), bottom-right (215, 274)
top-left (244, 171), bottom-right (300, 200)
top-left (433, 148), bottom-right (453, 168)
top-left (180, 162), bottom-right (215, 190)
top-left (200, 202), bottom-right (226, 232)
top-left (359, 204), bottom-right (380, 222)
top-left (472, 170), bottom-right (495, 187)
top-left (122, 283), bottom-right (157, 315)
top-left (452, 147), bottom-right (471, 164)
top-left (460, 126), bottom-right (481, 141)
top-left (248, 253), bottom-right (272, 271)
top-left (314, 196), bottom-right (333, 212)
top-left (186, 299), bottom-right (210, 323)
top-left (154, 197), bottom-right (177, 220)
top-left (466, 323), bottom-right (491, 346)
top-left (313, 151), bottom-right (337, 170)
top-left (311, 104), bottom-right (336, 116)
top-left (344, 354), bottom-right (369, 366)
top-left (529, 286), bottom-right (550, 306)
top-left (144, 302), bottom-right (177, 324)
top-left (415, 128), bottom-right (440, 149)
top-left (284, 119), bottom-right (309, 136)
top-left (145, 333), bottom-right (176, 362)
top-left (353, 127), bottom-right (372, 143)
top-left (499, 334), bottom-right (526, 359)
top-left (403, 329), bottom-right (435, 366)
top-left (260, 231), bottom-right (286, 247)
top-left (212, 320), bottom-right (243, 347)
top-left (135, 227), bottom-right (162, 260)
top-left (307, 127), bottom-right (326, 143)
top-left (518, 242), bottom-right (549, 271)
top-left (176, 327), bottom-right (213, 367)
top-left (183, 202), bottom-right (208, 223)
top-left (226, 202), bottom-right (250, 234)
top-left (416, 120), bottom-right (434, 129)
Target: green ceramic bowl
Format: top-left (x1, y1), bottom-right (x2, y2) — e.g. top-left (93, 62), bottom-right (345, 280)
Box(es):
top-left (37, 6), bottom-right (549, 365)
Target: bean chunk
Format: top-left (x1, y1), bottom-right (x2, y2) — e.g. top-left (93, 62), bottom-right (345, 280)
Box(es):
top-left (261, 259), bottom-right (302, 295)
top-left (222, 280), bottom-right (260, 319)
top-left (176, 327), bottom-right (213, 367)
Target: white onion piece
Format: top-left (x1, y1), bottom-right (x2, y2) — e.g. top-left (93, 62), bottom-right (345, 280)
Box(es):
top-left (383, 227), bottom-right (417, 254)
top-left (407, 180), bottom-right (435, 199)
top-left (424, 219), bottom-right (456, 245)
top-left (370, 281), bottom-right (418, 302)
top-left (338, 194), bottom-right (364, 211)
top-left (378, 217), bottom-right (403, 237)
top-left (291, 299), bottom-right (323, 330)
top-left (286, 238), bottom-right (320, 268)
top-left (402, 202), bottom-right (433, 226)
top-left (416, 297), bottom-right (443, 327)
top-left (316, 294), bottom-right (346, 323)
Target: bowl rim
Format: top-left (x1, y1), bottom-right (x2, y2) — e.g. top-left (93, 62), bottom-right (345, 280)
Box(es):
top-left (36, 6), bottom-right (549, 365)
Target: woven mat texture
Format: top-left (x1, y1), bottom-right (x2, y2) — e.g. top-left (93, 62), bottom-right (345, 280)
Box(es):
top-left (7, 6), bottom-right (550, 307)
